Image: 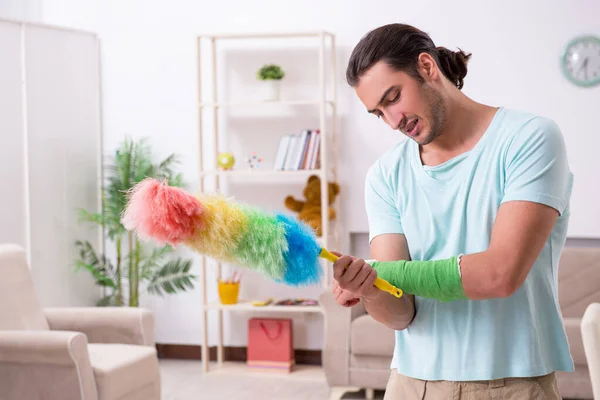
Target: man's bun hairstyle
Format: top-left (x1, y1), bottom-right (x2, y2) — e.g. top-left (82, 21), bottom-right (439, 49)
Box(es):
top-left (346, 23), bottom-right (472, 90)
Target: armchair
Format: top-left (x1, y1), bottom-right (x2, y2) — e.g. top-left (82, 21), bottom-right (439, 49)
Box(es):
top-left (319, 289), bottom-right (394, 400)
top-left (581, 302), bottom-right (600, 400)
top-left (0, 243), bottom-right (161, 400)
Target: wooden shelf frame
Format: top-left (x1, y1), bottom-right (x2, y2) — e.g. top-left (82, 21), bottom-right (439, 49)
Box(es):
top-left (195, 30), bottom-right (339, 374)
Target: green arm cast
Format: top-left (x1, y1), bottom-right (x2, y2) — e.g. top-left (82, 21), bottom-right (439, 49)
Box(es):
top-left (370, 257), bottom-right (468, 302)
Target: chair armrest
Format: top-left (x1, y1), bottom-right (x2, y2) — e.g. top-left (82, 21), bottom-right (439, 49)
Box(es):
top-left (0, 331), bottom-right (97, 400)
top-left (44, 307), bottom-right (155, 346)
top-left (0, 330), bottom-right (87, 365)
top-left (319, 289), bottom-right (363, 387)
top-left (582, 302), bottom-right (600, 400)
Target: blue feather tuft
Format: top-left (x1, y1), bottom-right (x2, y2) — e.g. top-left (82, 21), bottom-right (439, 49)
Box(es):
top-left (275, 213), bottom-right (323, 286)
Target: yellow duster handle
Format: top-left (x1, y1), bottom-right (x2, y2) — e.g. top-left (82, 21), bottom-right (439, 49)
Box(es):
top-left (319, 248), bottom-right (403, 298)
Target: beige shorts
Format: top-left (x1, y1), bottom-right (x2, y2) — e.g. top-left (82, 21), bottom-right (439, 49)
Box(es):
top-left (383, 369), bottom-right (561, 400)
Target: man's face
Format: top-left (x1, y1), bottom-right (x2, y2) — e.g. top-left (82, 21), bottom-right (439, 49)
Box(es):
top-left (355, 61), bottom-right (446, 146)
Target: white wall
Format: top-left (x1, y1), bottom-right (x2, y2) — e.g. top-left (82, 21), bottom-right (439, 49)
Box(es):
top-left (0, 20), bottom-right (27, 248)
top-left (0, 0), bottom-right (42, 21)
top-left (32, 0), bottom-right (600, 348)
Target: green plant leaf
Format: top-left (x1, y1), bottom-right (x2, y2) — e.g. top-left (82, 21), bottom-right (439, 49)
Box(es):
top-left (154, 154), bottom-right (185, 187)
top-left (96, 294), bottom-right (119, 307)
top-left (75, 136), bottom-right (190, 305)
top-left (140, 245), bottom-right (174, 281)
top-left (257, 64), bottom-right (284, 80)
top-left (77, 209), bottom-right (105, 226)
top-left (74, 240), bottom-right (117, 288)
top-left (147, 259), bottom-right (196, 296)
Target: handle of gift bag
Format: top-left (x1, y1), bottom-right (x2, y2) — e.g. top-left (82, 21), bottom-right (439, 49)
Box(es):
top-left (259, 321), bottom-right (283, 341)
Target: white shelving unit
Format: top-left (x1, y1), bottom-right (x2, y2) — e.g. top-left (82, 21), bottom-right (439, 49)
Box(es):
top-left (204, 300), bottom-right (323, 313)
top-left (196, 31), bottom-right (339, 373)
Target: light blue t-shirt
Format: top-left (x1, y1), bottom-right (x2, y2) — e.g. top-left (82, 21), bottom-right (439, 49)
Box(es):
top-left (364, 107), bottom-right (575, 381)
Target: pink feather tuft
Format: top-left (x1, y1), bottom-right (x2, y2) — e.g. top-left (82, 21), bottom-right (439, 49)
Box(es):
top-left (122, 178), bottom-right (204, 246)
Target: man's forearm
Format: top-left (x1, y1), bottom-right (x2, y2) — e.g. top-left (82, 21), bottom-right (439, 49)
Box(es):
top-left (371, 257), bottom-right (468, 302)
top-left (371, 251), bottom-right (528, 302)
top-left (363, 291), bottom-right (415, 331)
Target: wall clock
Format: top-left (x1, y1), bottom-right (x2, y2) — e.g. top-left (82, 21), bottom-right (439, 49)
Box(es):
top-left (561, 35), bottom-right (600, 87)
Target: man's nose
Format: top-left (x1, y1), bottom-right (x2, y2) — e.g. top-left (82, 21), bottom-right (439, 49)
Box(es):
top-left (384, 110), bottom-right (403, 130)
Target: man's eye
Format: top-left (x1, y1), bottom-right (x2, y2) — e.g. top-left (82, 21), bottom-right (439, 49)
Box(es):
top-left (389, 93), bottom-right (400, 103)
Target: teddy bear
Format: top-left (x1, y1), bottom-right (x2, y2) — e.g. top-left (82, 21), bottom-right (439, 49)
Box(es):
top-left (284, 174), bottom-right (340, 236)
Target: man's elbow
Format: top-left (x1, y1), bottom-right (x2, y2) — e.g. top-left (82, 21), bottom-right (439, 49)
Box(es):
top-left (490, 281), bottom-right (518, 298)
top-left (386, 319), bottom-right (412, 331)
top-left (386, 308), bottom-right (416, 331)
top-left (486, 264), bottom-right (525, 298)
top-left (368, 310), bottom-right (414, 331)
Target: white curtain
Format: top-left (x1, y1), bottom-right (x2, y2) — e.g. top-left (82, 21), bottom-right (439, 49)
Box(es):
top-left (0, 18), bottom-right (103, 307)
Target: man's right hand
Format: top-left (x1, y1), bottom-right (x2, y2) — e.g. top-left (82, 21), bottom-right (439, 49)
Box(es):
top-left (330, 250), bottom-right (362, 307)
top-left (332, 279), bottom-right (361, 307)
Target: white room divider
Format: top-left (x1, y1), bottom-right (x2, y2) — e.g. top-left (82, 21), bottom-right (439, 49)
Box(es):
top-left (0, 18), bottom-right (103, 307)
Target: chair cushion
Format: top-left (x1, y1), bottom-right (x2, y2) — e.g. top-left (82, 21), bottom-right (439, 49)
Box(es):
top-left (88, 343), bottom-right (159, 400)
top-left (563, 317), bottom-right (587, 365)
top-left (351, 314), bottom-right (395, 357)
top-left (558, 247), bottom-right (600, 318)
top-left (351, 354), bottom-right (393, 370)
top-left (556, 367), bottom-right (593, 400)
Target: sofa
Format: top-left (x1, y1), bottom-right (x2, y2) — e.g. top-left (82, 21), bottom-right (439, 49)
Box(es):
top-left (320, 247), bottom-right (600, 400)
top-left (0, 243), bottom-right (161, 400)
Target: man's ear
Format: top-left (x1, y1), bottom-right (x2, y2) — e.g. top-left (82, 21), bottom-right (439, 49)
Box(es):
top-left (417, 52), bottom-right (439, 82)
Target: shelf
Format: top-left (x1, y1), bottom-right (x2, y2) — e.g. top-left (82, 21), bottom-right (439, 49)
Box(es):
top-left (199, 169), bottom-right (322, 178)
top-left (205, 300), bottom-right (323, 314)
top-left (199, 99), bottom-right (335, 109)
top-left (197, 30), bottom-right (338, 373)
top-left (207, 361), bottom-right (326, 382)
top-left (198, 31), bottom-right (335, 40)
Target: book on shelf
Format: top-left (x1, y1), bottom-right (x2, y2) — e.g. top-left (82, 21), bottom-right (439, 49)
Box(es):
top-left (273, 129), bottom-right (321, 171)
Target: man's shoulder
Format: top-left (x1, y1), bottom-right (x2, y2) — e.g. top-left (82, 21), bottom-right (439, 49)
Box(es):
top-left (497, 108), bottom-right (562, 141)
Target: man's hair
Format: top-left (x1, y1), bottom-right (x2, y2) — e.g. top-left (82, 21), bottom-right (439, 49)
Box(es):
top-left (346, 23), bottom-right (472, 90)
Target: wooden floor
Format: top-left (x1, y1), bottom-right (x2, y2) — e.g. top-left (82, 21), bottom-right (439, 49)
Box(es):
top-left (159, 359), bottom-right (384, 399)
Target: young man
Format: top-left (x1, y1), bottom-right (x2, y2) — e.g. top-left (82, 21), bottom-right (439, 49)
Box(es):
top-left (332, 23), bottom-right (574, 399)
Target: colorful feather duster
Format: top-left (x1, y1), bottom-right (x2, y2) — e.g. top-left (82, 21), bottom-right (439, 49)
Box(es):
top-left (121, 178), bottom-right (402, 297)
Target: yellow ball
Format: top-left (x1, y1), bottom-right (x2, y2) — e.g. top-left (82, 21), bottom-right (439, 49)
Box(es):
top-left (217, 152), bottom-right (235, 170)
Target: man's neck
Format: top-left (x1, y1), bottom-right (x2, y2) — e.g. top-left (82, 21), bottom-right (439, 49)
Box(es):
top-left (420, 92), bottom-right (498, 166)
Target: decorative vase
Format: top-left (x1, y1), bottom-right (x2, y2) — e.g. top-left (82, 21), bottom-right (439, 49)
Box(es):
top-left (263, 79), bottom-right (281, 101)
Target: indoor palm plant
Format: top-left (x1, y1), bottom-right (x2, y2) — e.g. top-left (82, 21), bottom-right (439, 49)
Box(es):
top-left (74, 137), bottom-right (196, 307)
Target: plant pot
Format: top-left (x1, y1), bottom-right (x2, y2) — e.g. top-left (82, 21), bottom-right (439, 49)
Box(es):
top-left (262, 79), bottom-right (281, 101)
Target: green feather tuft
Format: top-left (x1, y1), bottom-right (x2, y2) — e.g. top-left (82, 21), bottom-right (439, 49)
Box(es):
top-left (232, 206), bottom-right (287, 279)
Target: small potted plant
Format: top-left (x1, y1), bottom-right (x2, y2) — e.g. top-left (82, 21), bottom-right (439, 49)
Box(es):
top-left (257, 64), bottom-right (285, 101)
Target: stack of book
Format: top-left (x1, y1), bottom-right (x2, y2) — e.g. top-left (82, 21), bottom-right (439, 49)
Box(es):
top-left (273, 129), bottom-right (321, 171)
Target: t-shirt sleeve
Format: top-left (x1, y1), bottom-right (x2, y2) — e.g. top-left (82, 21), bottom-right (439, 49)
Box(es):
top-left (501, 117), bottom-right (573, 215)
top-left (364, 161), bottom-right (404, 243)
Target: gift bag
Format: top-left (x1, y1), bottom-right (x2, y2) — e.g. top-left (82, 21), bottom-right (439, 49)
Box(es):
top-left (247, 318), bottom-right (294, 372)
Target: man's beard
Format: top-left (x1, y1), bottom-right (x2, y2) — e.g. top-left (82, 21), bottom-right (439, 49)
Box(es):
top-left (417, 83), bottom-right (446, 146)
